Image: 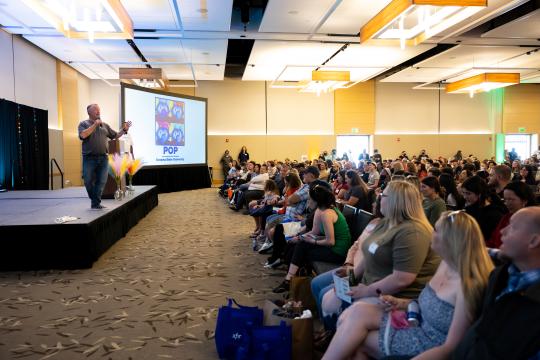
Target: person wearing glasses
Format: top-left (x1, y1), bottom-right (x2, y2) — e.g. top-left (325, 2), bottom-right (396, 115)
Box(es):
top-left (319, 181), bottom-right (439, 331)
top-left (323, 211), bottom-right (493, 360)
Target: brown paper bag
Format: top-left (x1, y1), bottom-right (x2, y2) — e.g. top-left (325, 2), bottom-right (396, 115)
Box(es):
top-left (290, 276), bottom-right (318, 314)
top-left (263, 300), bottom-right (314, 360)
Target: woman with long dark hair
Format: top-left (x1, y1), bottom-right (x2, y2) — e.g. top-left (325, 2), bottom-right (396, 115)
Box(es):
top-left (461, 176), bottom-right (507, 243)
top-left (272, 184), bottom-right (351, 293)
top-left (439, 173), bottom-right (465, 209)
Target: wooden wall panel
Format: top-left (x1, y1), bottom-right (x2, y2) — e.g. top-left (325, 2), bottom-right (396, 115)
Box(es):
top-left (503, 84), bottom-right (540, 135)
top-left (334, 80), bottom-right (375, 134)
top-left (58, 61), bottom-right (83, 186)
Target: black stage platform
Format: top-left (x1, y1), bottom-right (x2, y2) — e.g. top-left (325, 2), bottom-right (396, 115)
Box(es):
top-left (0, 186), bottom-right (158, 271)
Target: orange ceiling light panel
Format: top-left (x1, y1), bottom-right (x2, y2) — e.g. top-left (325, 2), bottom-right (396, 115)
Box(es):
top-left (21, 0), bottom-right (133, 42)
top-left (360, 0), bottom-right (487, 48)
top-left (299, 70), bottom-right (354, 96)
top-left (446, 73), bottom-right (520, 96)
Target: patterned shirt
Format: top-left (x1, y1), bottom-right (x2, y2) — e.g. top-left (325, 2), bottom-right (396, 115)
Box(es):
top-left (496, 264), bottom-right (540, 301)
top-left (285, 184), bottom-right (309, 219)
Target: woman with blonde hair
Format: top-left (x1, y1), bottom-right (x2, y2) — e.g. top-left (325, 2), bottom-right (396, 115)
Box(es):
top-left (322, 211), bottom-right (493, 359)
top-left (318, 181), bottom-right (439, 331)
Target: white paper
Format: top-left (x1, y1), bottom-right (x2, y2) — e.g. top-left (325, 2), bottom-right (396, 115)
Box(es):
top-left (333, 272), bottom-right (352, 304)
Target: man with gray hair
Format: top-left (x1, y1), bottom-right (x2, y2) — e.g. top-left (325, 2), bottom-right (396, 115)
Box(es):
top-left (78, 104), bottom-right (131, 210)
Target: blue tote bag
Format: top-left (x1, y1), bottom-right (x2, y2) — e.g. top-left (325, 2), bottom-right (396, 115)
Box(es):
top-left (215, 298), bottom-right (264, 359)
top-left (249, 321), bottom-right (292, 360)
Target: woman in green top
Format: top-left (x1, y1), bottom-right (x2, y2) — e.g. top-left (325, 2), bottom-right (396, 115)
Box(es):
top-left (273, 182), bottom-right (351, 293)
top-left (421, 176), bottom-right (447, 226)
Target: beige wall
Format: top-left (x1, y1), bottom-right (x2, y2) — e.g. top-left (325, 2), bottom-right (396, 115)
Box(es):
top-left (375, 82), bottom-right (494, 134)
top-left (0, 30), bottom-right (59, 128)
top-left (374, 134), bottom-right (494, 161)
top-left (198, 79), bottom-right (266, 134)
top-left (208, 135), bottom-right (335, 178)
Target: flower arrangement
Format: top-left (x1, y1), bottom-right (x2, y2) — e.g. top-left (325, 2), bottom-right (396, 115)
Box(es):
top-left (108, 153), bottom-right (129, 200)
top-left (108, 153), bottom-right (129, 186)
top-left (126, 156), bottom-right (143, 190)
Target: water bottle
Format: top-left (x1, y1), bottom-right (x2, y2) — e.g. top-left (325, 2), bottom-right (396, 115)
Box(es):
top-left (407, 300), bottom-right (421, 327)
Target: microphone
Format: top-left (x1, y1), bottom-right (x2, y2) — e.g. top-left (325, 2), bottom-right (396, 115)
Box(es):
top-left (96, 116), bottom-right (102, 127)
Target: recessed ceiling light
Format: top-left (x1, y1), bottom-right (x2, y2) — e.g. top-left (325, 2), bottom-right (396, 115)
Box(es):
top-left (288, 10), bottom-right (298, 15)
top-left (197, 8), bottom-right (208, 14)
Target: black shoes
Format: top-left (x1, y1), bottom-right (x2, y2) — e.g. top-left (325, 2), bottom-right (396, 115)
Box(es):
top-left (272, 279), bottom-right (290, 293)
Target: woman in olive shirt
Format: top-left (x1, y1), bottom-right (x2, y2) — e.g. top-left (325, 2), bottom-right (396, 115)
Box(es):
top-left (273, 183), bottom-right (351, 293)
top-left (420, 176), bottom-right (447, 226)
top-left (321, 181), bottom-right (439, 318)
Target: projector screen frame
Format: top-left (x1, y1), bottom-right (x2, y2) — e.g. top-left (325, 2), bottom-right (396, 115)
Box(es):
top-left (120, 82), bottom-right (208, 169)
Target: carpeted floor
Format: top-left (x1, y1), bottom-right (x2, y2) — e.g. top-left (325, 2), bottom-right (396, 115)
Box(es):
top-left (0, 188), bottom-right (287, 360)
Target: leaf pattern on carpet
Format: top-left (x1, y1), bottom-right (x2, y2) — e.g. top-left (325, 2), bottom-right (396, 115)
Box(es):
top-left (0, 189), bottom-right (283, 359)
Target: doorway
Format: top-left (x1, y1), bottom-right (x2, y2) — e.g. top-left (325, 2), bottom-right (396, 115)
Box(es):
top-left (504, 134), bottom-right (536, 160)
top-left (336, 135), bottom-right (370, 165)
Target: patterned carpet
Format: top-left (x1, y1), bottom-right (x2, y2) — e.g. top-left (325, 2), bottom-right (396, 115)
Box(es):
top-left (0, 188), bottom-right (286, 360)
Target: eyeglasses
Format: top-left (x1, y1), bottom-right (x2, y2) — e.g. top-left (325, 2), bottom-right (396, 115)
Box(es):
top-left (446, 210), bottom-right (464, 223)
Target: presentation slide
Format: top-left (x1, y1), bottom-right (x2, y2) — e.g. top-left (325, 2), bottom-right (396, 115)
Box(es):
top-left (122, 84), bottom-right (207, 167)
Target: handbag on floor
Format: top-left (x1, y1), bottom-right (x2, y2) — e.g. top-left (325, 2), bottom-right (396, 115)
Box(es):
top-left (263, 300), bottom-right (313, 360)
top-left (289, 270), bottom-right (318, 314)
top-left (249, 321), bottom-right (292, 360)
top-left (215, 298), bottom-right (263, 360)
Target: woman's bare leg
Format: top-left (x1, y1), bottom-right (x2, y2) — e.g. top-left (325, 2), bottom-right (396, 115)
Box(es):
top-left (352, 331), bottom-right (382, 360)
top-left (322, 302), bottom-right (383, 360)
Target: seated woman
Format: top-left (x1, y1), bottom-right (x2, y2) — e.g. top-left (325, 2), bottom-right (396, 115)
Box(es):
top-left (248, 179), bottom-right (280, 238)
top-left (332, 170), bottom-right (349, 201)
top-left (487, 181), bottom-right (536, 249)
top-left (420, 176), bottom-right (447, 226)
top-left (462, 175), bottom-right (507, 243)
top-left (439, 173), bottom-right (464, 209)
top-left (319, 181), bottom-right (439, 330)
top-left (337, 170), bottom-right (369, 211)
top-left (322, 211), bottom-right (493, 360)
top-left (273, 184), bottom-right (351, 293)
top-left (311, 195), bottom-right (383, 317)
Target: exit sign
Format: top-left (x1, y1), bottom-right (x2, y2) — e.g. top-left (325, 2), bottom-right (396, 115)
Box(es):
top-left (518, 127), bottom-right (526, 133)
top-left (351, 128), bottom-right (359, 133)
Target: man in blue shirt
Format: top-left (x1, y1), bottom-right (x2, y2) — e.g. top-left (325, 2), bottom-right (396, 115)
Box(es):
top-left (452, 206), bottom-right (540, 360)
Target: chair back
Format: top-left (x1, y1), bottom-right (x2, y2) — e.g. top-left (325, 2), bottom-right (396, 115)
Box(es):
top-left (351, 210), bottom-right (374, 241)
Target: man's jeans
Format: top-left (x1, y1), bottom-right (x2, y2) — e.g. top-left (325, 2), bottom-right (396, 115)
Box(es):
top-left (82, 155), bottom-right (109, 207)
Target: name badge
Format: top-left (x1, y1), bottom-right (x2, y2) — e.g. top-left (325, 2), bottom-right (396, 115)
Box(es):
top-left (368, 242), bottom-right (378, 254)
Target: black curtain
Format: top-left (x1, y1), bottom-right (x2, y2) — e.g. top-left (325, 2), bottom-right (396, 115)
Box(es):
top-left (0, 99), bottom-right (49, 190)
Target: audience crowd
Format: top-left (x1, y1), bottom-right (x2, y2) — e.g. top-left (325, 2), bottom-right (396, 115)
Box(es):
top-left (218, 146), bottom-right (540, 359)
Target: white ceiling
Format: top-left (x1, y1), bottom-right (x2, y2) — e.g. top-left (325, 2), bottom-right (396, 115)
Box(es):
top-left (0, 0), bottom-right (539, 85)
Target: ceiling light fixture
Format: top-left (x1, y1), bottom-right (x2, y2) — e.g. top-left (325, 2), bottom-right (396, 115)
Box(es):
top-left (446, 72), bottom-right (520, 97)
top-left (360, 0), bottom-right (486, 49)
top-left (21, 0), bottom-right (133, 42)
top-left (299, 70), bottom-right (354, 96)
top-left (119, 68), bottom-right (168, 89)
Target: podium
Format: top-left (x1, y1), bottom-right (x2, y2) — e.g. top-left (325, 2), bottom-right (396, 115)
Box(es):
top-left (102, 139), bottom-right (126, 199)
